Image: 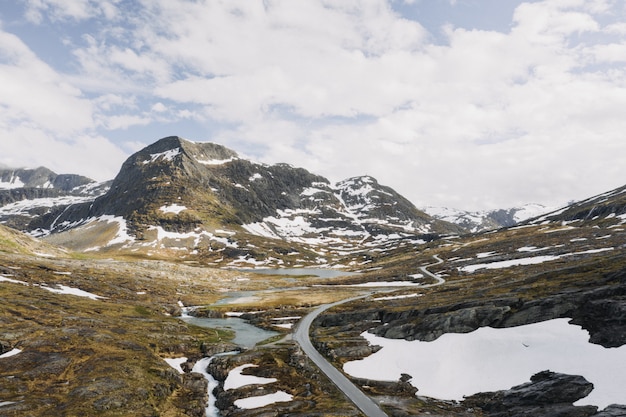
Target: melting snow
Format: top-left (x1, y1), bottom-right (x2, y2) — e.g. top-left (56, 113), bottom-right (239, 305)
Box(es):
top-left (343, 318), bottom-right (626, 409)
top-left (0, 275), bottom-right (28, 285)
top-left (143, 148), bottom-right (181, 164)
top-left (460, 248), bottom-right (615, 273)
top-left (160, 204), bottom-right (187, 214)
top-left (373, 293), bottom-right (423, 301)
top-left (0, 174), bottom-right (25, 189)
top-left (233, 391), bottom-right (293, 410)
top-left (39, 284), bottom-right (106, 300)
top-left (0, 348), bottom-right (22, 359)
top-left (163, 357), bottom-right (188, 374)
top-left (224, 364), bottom-right (277, 390)
top-left (196, 156), bottom-right (237, 165)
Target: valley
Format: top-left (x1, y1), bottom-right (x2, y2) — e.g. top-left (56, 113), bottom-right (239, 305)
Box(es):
top-left (1, 137), bottom-right (625, 416)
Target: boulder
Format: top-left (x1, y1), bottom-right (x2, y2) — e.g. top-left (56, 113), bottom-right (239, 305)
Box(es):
top-left (464, 371), bottom-right (598, 417)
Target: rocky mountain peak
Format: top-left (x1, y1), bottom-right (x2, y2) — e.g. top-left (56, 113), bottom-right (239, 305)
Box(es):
top-left (0, 167), bottom-right (93, 192)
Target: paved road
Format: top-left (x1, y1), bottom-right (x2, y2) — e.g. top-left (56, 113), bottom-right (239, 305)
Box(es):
top-left (293, 255), bottom-right (445, 417)
top-left (293, 293), bottom-right (389, 417)
top-left (418, 254), bottom-right (445, 286)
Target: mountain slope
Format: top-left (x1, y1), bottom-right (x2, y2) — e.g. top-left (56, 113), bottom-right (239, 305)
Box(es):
top-left (0, 167), bottom-right (109, 231)
top-left (531, 184), bottom-right (626, 227)
top-left (13, 136), bottom-right (460, 267)
top-left (424, 204), bottom-right (555, 233)
top-left (0, 167), bottom-right (93, 191)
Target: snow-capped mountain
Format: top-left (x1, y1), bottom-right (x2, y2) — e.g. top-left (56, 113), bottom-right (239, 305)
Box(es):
top-left (531, 183), bottom-right (626, 227)
top-left (0, 168), bottom-right (110, 230)
top-left (7, 137), bottom-right (461, 267)
top-left (423, 203), bottom-right (555, 233)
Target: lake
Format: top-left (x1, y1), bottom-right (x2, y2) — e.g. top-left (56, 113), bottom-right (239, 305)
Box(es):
top-left (181, 315), bottom-right (278, 348)
top-left (235, 267), bottom-right (359, 278)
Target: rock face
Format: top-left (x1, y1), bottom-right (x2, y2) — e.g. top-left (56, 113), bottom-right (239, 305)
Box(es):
top-left (353, 266), bottom-right (626, 348)
top-left (464, 371), bottom-right (598, 417)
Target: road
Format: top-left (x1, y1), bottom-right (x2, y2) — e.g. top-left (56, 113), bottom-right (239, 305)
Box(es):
top-left (293, 293), bottom-right (389, 417)
top-left (293, 255), bottom-right (445, 417)
top-left (418, 254), bottom-right (445, 286)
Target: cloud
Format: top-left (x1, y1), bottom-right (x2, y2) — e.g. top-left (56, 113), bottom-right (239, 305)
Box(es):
top-left (4, 0), bottom-right (626, 210)
top-left (0, 29), bottom-right (94, 134)
top-left (0, 126), bottom-right (126, 181)
top-left (23, 0), bottom-right (119, 23)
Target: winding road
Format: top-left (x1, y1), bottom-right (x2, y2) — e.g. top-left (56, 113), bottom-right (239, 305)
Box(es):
top-left (293, 255), bottom-right (445, 417)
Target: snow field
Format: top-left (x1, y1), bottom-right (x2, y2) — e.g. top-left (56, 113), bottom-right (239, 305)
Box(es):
top-left (343, 318), bottom-right (626, 409)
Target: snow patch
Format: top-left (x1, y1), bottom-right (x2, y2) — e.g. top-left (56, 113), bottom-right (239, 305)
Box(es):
top-left (224, 364), bottom-right (277, 390)
top-left (39, 284), bottom-right (106, 300)
top-left (143, 148), bottom-right (181, 164)
top-left (343, 318), bottom-right (626, 409)
top-left (197, 156), bottom-right (237, 165)
top-left (233, 391), bottom-right (293, 410)
top-left (160, 204), bottom-right (187, 214)
top-left (0, 348), bottom-right (22, 359)
top-left (163, 357), bottom-right (187, 374)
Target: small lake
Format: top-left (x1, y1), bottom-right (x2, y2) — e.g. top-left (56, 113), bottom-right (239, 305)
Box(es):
top-left (181, 315), bottom-right (278, 348)
top-left (343, 318), bottom-right (626, 409)
top-left (235, 267), bottom-right (359, 278)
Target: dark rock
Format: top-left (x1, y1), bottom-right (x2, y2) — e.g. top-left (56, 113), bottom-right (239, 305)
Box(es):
top-left (464, 371), bottom-right (598, 417)
top-left (595, 405), bottom-right (626, 416)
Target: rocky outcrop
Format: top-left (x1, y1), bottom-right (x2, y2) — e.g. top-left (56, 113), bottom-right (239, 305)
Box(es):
top-left (342, 269), bottom-right (626, 348)
top-left (464, 371), bottom-right (597, 417)
top-left (594, 405), bottom-right (626, 416)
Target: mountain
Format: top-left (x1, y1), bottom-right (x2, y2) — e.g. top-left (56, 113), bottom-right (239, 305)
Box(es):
top-left (0, 167), bottom-right (109, 231)
top-left (424, 203), bottom-right (555, 233)
top-left (530, 184), bottom-right (626, 227)
top-left (8, 136), bottom-right (461, 267)
top-left (0, 167), bottom-right (94, 191)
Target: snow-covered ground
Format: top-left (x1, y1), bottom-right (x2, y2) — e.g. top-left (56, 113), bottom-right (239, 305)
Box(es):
top-left (191, 357), bottom-right (221, 417)
top-left (39, 284), bottom-right (106, 300)
top-left (343, 318), bottom-right (626, 409)
top-left (224, 364), bottom-right (277, 390)
top-left (459, 248), bottom-right (615, 273)
top-left (163, 357), bottom-right (187, 374)
top-left (0, 348), bottom-right (22, 359)
top-left (233, 391), bottom-right (293, 410)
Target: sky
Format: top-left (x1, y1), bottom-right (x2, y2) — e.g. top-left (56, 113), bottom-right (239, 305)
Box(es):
top-left (1, 0), bottom-right (626, 211)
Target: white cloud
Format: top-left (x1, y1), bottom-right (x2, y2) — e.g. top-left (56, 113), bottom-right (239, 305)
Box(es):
top-left (0, 29), bottom-right (94, 134)
top-left (24, 0), bottom-right (119, 23)
top-left (3, 0), bottom-right (626, 210)
top-left (0, 126), bottom-right (126, 181)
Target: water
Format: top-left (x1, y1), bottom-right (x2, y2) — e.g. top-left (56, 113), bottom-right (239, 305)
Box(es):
top-left (344, 318), bottom-right (626, 409)
top-left (181, 316), bottom-right (278, 348)
top-left (236, 267), bottom-right (359, 278)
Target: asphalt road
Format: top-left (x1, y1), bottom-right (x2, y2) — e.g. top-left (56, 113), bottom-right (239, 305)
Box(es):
top-left (293, 293), bottom-right (389, 417)
top-left (293, 255), bottom-right (445, 417)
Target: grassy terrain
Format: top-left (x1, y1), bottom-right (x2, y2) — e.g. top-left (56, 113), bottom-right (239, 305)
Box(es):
top-left (1, 218), bottom-right (624, 416)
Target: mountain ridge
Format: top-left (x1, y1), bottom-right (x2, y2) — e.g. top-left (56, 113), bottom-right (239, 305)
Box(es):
top-left (3, 136), bottom-right (462, 267)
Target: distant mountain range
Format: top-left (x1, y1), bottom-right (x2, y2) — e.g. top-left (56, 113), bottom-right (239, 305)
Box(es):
top-left (1, 137), bottom-right (461, 266)
top-left (422, 204), bottom-right (557, 233)
top-left (2, 136), bottom-right (626, 268)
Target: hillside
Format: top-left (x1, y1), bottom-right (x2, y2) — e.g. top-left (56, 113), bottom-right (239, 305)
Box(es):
top-left (6, 136), bottom-right (461, 267)
top-left (1, 136), bottom-right (625, 416)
